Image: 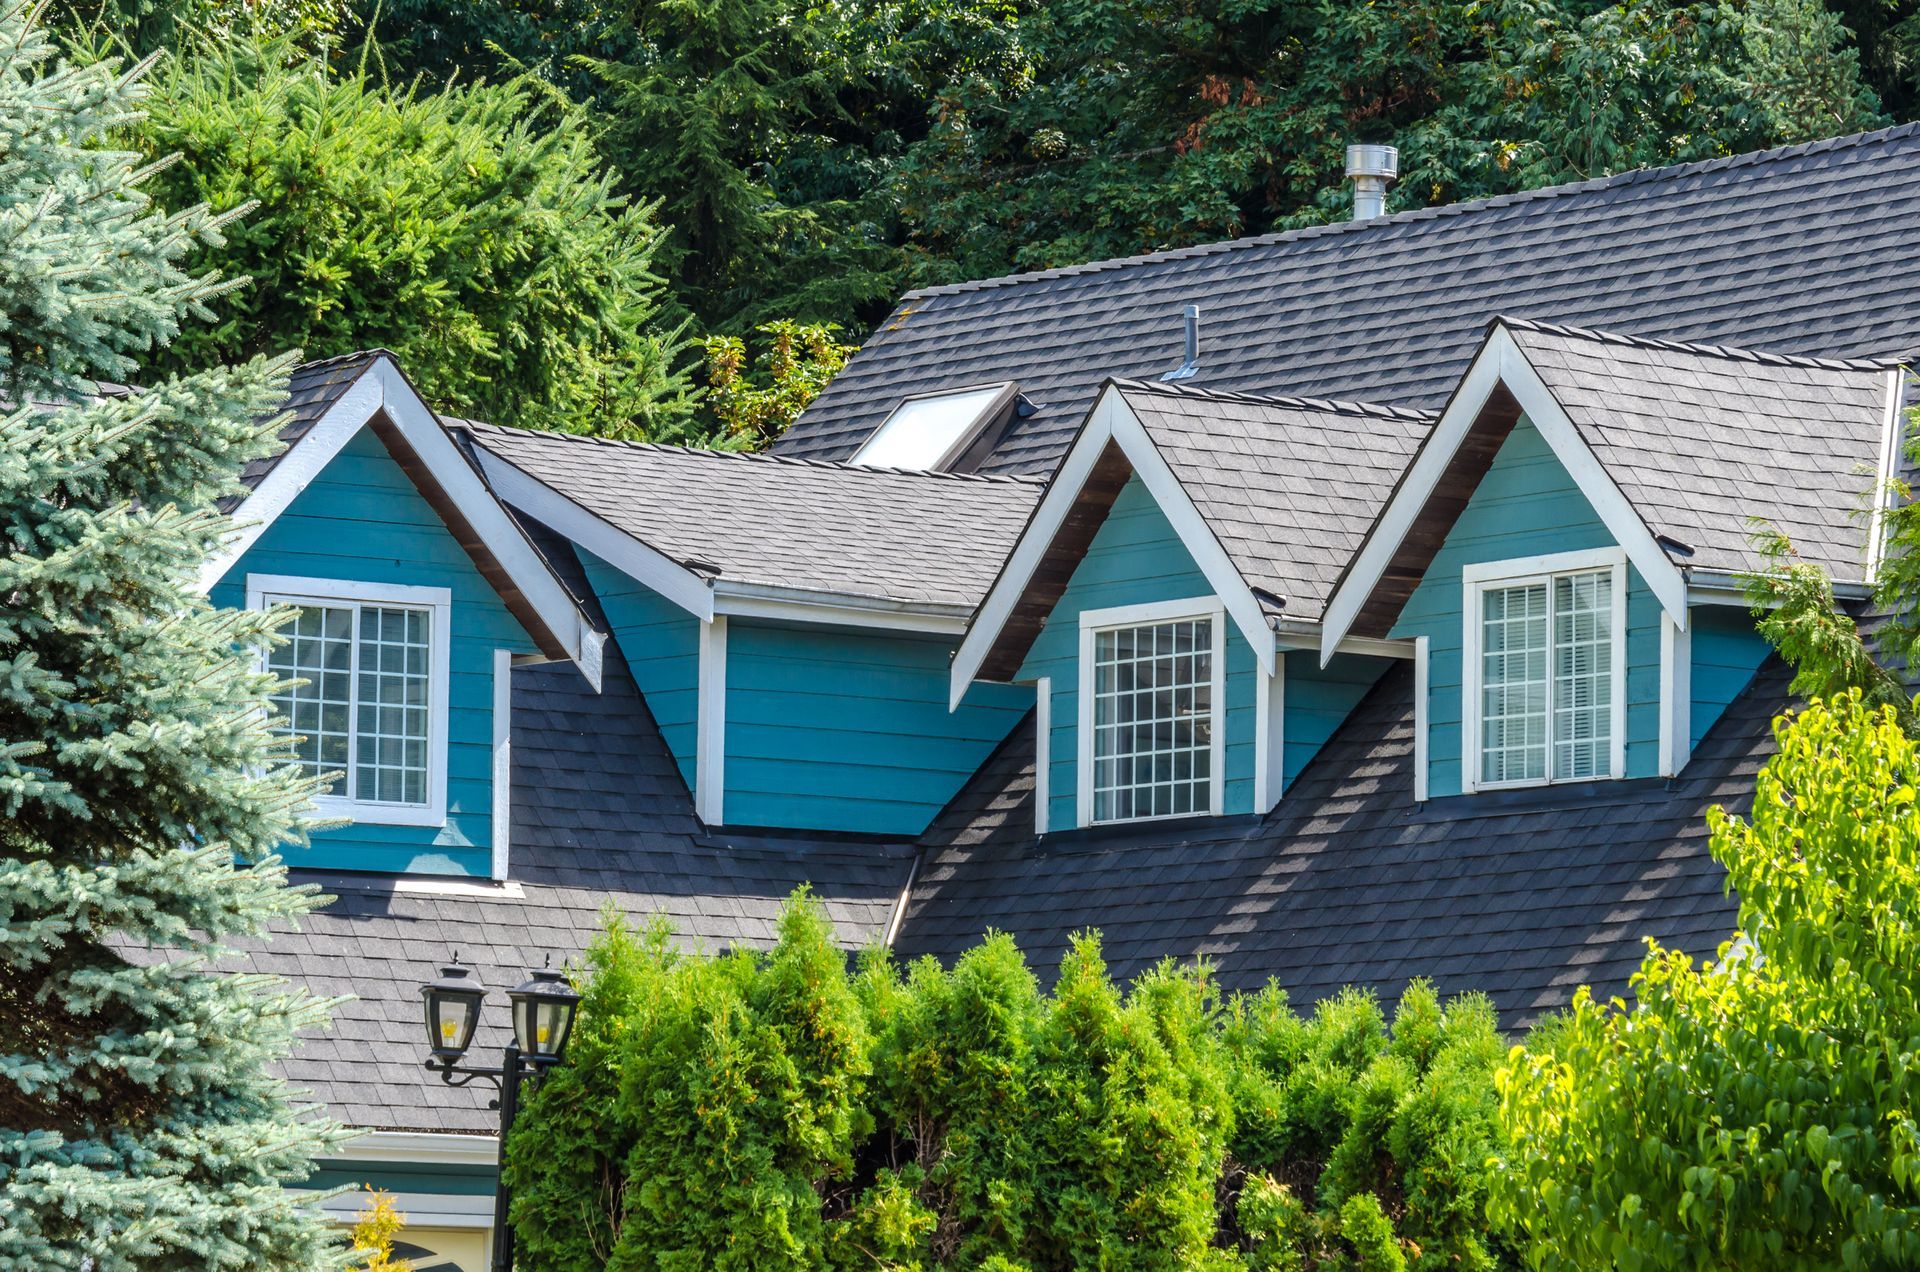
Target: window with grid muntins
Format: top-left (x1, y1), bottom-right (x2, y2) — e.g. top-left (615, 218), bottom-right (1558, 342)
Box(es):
top-left (1477, 567), bottom-right (1613, 786)
top-left (268, 601), bottom-right (432, 806)
top-left (1089, 617), bottom-right (1213, 822)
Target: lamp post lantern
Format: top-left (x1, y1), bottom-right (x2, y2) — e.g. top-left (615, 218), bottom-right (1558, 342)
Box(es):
top-left (420, 959), bottom-right (578, 1272)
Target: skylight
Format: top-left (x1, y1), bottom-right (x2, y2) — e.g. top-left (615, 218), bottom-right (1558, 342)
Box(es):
top-left (851, 383), bottom-right (1017, 471)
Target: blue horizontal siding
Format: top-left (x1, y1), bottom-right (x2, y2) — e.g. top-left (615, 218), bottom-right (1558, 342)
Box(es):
top-left (579, 551), bottom-right (701, 796)
top-left (1691, 606), bottom-right (1771, 748)
top-left (1020, 476), bottom-right (1258, 829)
top-left (723, 620), bottom-right (1030, 835)
top-left (1390, 416), bottom-right (1661, 798)
top-left (209, 429), bottom-right (539, 876)
top-left (1283, 651), bottom-right (1392, 790)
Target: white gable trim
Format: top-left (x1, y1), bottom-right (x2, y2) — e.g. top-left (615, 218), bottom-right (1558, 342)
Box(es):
top-left (948, 384), bottom-right (1275, 710)
top-left (470, 443), bottom-right (716, 622)
top-left (1319, 323), bottom-right (1689, 665)
top-left (204, 358), bottom-right (603, 689)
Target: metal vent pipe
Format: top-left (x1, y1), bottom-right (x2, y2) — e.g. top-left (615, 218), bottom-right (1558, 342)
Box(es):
top-left (1346, 144), bottom-right (1399, 221)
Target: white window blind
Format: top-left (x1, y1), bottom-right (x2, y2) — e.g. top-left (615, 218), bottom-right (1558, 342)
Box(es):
top-left (1476, 566), bottom-right (1615, 787)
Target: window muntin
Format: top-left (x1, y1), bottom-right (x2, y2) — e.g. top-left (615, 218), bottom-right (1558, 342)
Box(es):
top-left (250, 577), bottom-right (449, 826)
top-left (1470, 558), bottom-right (1619, 789)
top-left (851, 383), bottom-right (1016, 471)
top-left (1081, 607), bottom-right (1222, 824)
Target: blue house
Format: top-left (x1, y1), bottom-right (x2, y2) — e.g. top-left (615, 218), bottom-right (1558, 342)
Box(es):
top-left (211, 125), bottom-right (1920, 1266)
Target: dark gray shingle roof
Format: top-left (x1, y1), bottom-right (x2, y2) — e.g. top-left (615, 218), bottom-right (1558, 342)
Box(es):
top-left (897, 656), bottom-right (1782, 1029)
top-left (225, 350), bottom-right (387, 511)
top-left (240, 635), bottom-right (911, 1134)
top-left (464, 420), bottom-right (1044, 609)
top-left (1505, 318), bottom-right (1903, 580)
top-left (778, 123), bottom-right (1920, 475)
top-left (1117, 380), bottom-right (1434, 620)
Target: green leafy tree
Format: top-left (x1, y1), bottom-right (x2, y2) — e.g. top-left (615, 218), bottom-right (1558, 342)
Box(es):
top-left (1493, 690), bottom-right (1920, 1268)
top-left (130, 31), bottom-right (699, 440)
top-left (703, 321), bottom-right (857, 449)
top-left (889, 0), bottom-right (1885, 286)
top-left (0, 2), bottom-right (341, 1264)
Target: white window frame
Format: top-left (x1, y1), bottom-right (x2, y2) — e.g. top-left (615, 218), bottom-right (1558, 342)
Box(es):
top-left (1460, 548), bottom-right (1627, 794)
top-left (1076, 597), bottom-right (1226, 827)
top-left (247, 574), bottom-right (453, 827)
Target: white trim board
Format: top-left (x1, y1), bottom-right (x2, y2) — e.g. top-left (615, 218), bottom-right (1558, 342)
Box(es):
top-left (204, 356), bottom-right (603, 690)
top-left (950, 384), bottom-right (1276, 710)
top-left (491, 648), bottom-right (512, 880)
top-left (1254, 652), bottom-right (1285, 814)
top-left (695, 616), bottom-right (728, 826)
top-left (1319, 322), bottom-right (1688, 666)
top-left (1033, 676), bottom-right (1052, 836)
top-left (1658, 611), bottom-right (1692, 778)
top-left (1866, 367), bottom-right (1907, 584)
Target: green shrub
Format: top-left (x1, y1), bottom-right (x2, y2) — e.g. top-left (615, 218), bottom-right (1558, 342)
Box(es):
top-left (507, 900), bottom-right (1516, 1270)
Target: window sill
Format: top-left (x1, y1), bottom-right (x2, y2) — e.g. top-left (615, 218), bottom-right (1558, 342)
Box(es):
top-left (307, 796), bottom-right (448, 829)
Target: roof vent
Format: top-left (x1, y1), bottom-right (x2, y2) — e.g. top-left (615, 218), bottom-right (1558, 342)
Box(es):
top-left (1161, 305), bottom-right (1200, 381)
top-left (1345, 144), bottom-right (1399, 221)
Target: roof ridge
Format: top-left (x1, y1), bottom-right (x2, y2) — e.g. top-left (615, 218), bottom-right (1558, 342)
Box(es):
top-left (899, 122), bottom-right (1920, 301)
top-left (462, 419), bottom-right (1048, 486)
top-left (1109, 376), bottom-right (1437, 422)
top-left (292, 347), bottom-right (394, 374)
top-left (1495, 314), bottom-right (1912, 371)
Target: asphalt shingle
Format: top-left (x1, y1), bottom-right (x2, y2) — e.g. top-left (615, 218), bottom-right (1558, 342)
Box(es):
top-left (778, 124), bottom-right (1920, 475)
top-left (897, 656), bottom-right (1780, 1030)
top-left (463, 420), bottom-right (1043, 608)
top-left (1504, 318), bottom-right (1901, 580)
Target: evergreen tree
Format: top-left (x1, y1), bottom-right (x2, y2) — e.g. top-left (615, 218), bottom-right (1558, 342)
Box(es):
top-left (131, 31), bottom-right (699, 441)
top-left (0, 4), bottom-right (343, 1266)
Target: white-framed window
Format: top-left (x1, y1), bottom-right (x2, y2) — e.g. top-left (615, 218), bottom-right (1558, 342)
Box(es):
top-left (246, 575), bottom-right (452, 827)
top-left (851, 382), bottom-right (1018, 471)
top-left (1076, 598), bottom-right (1225, 825)
top-left (1461, 548), bottom-right (1626, 792)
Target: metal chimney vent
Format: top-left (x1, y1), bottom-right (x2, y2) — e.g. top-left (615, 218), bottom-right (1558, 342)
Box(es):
top-left (1161, 305), bottom-right (1200, 381)
top-left (1345, 144), bottom-right (1399, 221)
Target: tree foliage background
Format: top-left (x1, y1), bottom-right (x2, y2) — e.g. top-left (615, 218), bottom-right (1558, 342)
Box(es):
top-left (502, 897), bottom-right (1514, 1271)
top-left (40, 0), bottom-right (1920, 443)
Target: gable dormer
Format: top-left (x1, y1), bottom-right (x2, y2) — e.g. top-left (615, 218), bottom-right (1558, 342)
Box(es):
top-left (952, 379), bottom-right (1435, 832)
top-left (203, 352), bottom-right (602, 878)
top-left (1322, 318), bottom-right (1906, 800)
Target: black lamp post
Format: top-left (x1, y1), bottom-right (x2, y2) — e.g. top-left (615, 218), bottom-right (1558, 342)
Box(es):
top-left (420, 959), bottom-right (580, 1272)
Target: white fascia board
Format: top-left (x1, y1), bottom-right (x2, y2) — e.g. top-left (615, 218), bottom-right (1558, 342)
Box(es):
top-left (328, 1130), bottom-right (498, 1167)
top-left (1319, 323), bottom-right (1689, 664)
top-left (205, 359), bottom-right (606, 690)
top-left (471, 443), bottom-right (714, 623)
top-left (712, 580), bottom-right (971, 635)
top-left (1271, 622), bottom-right (1415, 660)
top-left (949, 389), bottom-right (1122, 709)
top-left (1688, 571), bottom-right (1872, 607)
top-left (200, 368), bottom-right (384, 593)
top-left (315, 1190), bottom-right (496, 1230)
top-left (948, 384), bottom-right (1277, 710)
